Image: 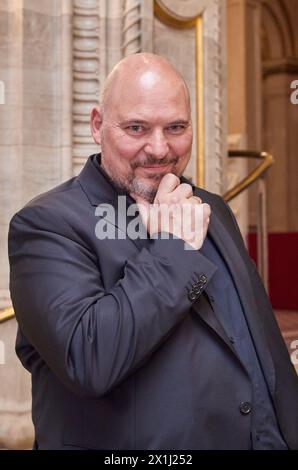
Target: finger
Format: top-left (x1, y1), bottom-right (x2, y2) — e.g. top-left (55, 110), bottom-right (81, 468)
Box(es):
top-left (155, 173), bottom-right (180, 202)
top-left (190, 195), bottom-right (202, 205)
top-left (202, 203), bottom-right (211, 217)
top-left (170, 183), bottom-right (193, 202)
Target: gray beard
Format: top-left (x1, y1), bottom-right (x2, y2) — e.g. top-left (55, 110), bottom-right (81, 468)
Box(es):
top-left (126, 174), bottom-right (160, 203)
top-left (105, 169), bottom-right (159, 203)
top-left (101, 159), bottom-right (170, 203)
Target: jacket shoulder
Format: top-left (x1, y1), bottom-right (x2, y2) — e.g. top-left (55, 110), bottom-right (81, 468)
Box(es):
top-left (10, 177), bottom-right (85, 229)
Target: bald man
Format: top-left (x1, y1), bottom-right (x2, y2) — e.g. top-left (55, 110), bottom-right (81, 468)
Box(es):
top-left (9, 53), bottom-right (298, 450)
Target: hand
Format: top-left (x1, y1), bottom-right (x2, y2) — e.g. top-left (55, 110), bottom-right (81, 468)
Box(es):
top-left (131, 174), bottom-right (211, 250)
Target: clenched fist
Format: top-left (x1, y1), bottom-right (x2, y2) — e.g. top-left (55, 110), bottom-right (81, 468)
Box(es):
top-left (131, 173), bottom-right (211, 250)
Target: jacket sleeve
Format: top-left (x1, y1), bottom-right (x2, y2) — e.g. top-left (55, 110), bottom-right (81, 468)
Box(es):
top-left (8, 206), bottom-right (217, 398)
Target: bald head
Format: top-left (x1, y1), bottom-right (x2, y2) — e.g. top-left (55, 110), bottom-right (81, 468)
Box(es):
top-left (100, 53), bottom-right (190, 115)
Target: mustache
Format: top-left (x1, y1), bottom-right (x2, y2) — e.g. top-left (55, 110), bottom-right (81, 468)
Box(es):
top-left (131, 156), bottom-right (178, 170)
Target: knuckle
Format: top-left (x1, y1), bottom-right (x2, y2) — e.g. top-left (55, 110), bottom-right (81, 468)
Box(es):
top-left (191, 196), bottom-right (201, 205)
top-left (203, 203), bottom-right (211, 214)
top-left (180, 183), bottom-right (193, 193)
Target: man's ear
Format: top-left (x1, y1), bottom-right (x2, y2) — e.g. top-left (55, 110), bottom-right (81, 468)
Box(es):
top-left (90, 106), bottom-right (103, 145)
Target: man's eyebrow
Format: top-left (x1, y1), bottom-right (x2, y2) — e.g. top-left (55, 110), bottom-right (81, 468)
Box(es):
top-left (167, 120), bottom-right (191, 126)
top-left (119, 119), bottom-right (191, 126)
top-left (119, 119), bottom-right (149, 126)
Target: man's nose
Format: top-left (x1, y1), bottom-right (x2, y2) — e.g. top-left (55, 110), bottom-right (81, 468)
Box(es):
top-left (144, 129), bottom-right (169, 159)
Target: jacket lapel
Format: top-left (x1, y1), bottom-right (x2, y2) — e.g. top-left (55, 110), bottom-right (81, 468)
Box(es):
top-left (192, 292), bottom-right (242, 358)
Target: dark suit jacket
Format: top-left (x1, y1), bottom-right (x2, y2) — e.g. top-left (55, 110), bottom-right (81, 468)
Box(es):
top-left (8, 155), bottom-right (298, 450)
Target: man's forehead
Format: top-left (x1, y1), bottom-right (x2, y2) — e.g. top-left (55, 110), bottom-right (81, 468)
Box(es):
top-left (101, 58), bottom-right (191, 117)
top-left (110, 88), bottom-right (191, 122)
top-left (114, 68), bottom-right (185, 94)
top-left (117, 111), bottom-right (191, 123)
top-left (138, 70), bottom-right (160, 89)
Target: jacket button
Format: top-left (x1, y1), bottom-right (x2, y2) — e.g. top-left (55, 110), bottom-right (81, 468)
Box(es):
top-left (239, 401), bottom-right (252, 415)
top-left (199, 274), bottom-right (207, 284)
top-left (188, 290), bottom-right (197, 301)
top-left (193, 286), bottom-right (202, 295)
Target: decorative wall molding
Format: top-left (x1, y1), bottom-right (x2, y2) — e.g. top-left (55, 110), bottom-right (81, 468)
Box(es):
top-left (122, 0), bottom-right (142, 56)
top-left (204, 0), bottom-right (227, 194)
top-left (155, 0), bottom-right (207, 18)
top-left (72, 0), bottom-right (101, 175)
top-left (213, 0), bottom-right (225, 192)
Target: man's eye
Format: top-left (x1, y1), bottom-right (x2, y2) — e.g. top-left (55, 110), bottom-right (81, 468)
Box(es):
top-left (167, 124), bottom-right (186, 133)
top-left (127, 125), bottom-right (144, 134)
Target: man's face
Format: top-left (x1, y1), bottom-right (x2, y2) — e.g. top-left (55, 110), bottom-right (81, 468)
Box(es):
top-left (92, 70), bottom-right (193, 202)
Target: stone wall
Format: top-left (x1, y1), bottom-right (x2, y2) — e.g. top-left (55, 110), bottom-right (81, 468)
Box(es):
top-left (0, 0), bottom-right (73, 448)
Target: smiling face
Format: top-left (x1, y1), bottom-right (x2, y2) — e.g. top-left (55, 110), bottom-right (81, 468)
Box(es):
top-left (91, 54), bottom-right (193, 202)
